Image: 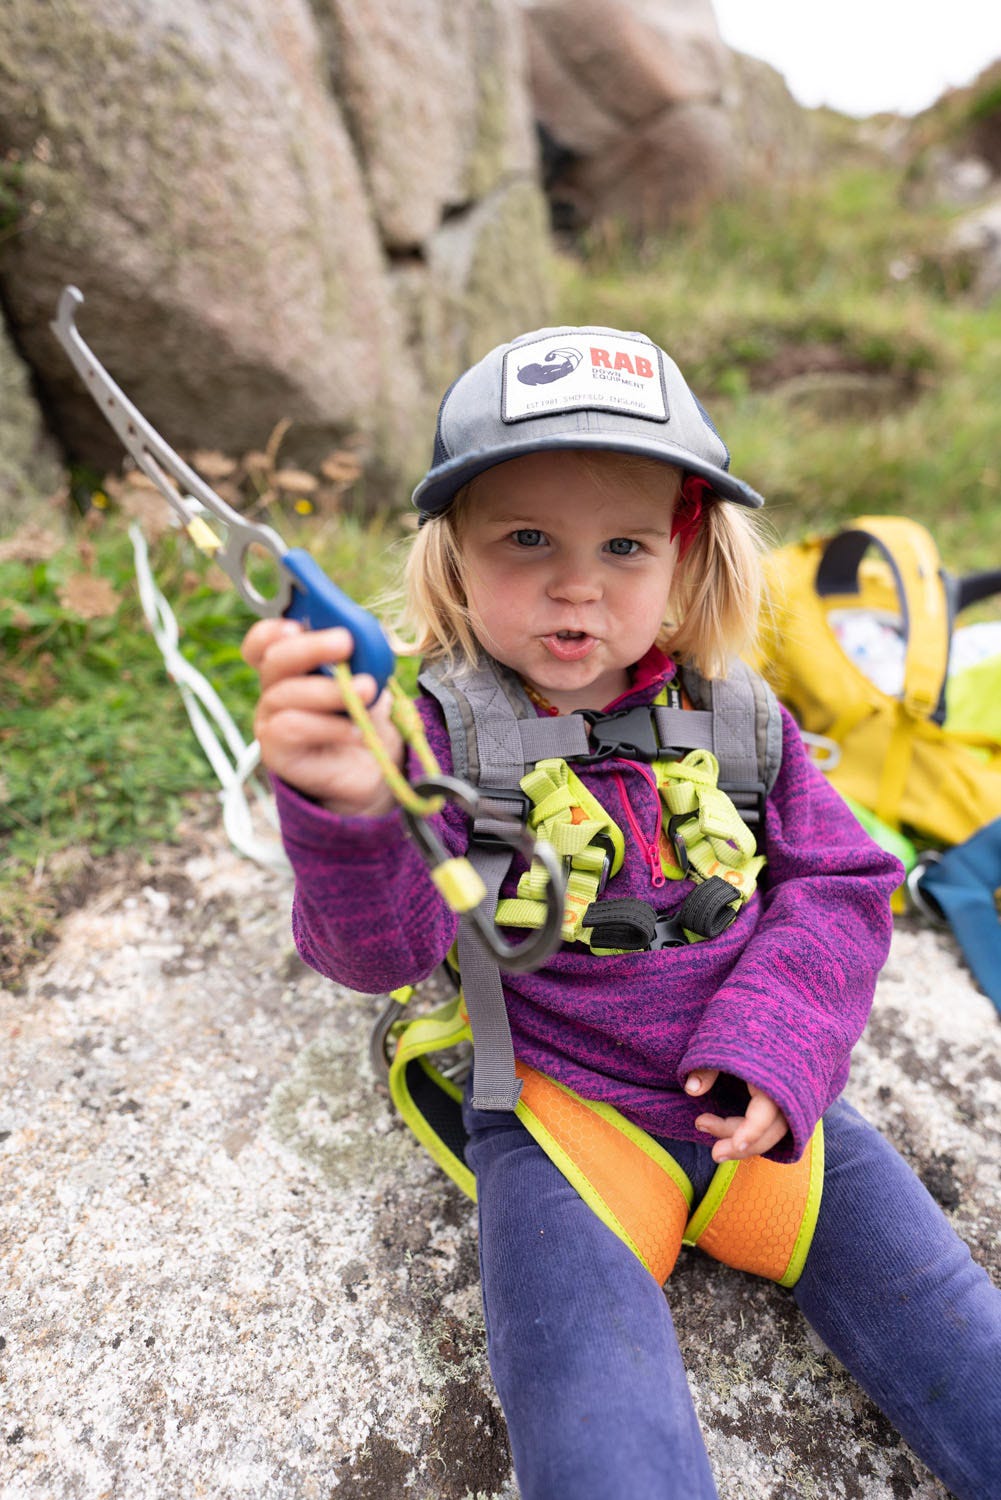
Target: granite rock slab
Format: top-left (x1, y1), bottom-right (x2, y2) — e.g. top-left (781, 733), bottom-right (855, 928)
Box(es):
top-left (2, 822), bottom-right (998, 1498)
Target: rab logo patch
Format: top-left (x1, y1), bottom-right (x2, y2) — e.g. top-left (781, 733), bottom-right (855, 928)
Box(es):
top-left (516, 346), bottom-right (582, 386)
top-left (503, 332), bottom-right (668, 424)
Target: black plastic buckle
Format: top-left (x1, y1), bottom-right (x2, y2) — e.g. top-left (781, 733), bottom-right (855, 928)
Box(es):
top-left (592, 831), bottom-right (615, 895)
top-left (721, 781), bottom-right (767, 833)
top-left (585, 707), bottom-right (660, 762)
top-left (649, 912), bottom-right (688, 949)
top-left (665, 812), bottom-right (692, 875)
top-left (469, 787), bottom-right (532, 848)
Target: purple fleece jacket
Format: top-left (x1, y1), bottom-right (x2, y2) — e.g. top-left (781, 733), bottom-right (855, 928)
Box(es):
top-left (275, 655), bottom-right (902, 1162)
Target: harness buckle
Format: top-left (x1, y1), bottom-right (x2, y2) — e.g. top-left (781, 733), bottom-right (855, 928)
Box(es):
top-left (721, 781), bottom-right (768, 833)
top-left (585, 706), bottom-right (661, 762)
top-left (649, 912), bottom-right (688, 949)
top-left (468, 788), bottom-right (532, 848)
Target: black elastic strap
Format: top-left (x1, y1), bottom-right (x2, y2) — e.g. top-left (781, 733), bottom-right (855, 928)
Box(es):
top-left (676, 876), bottom-right (740, 939)
top-left (582, 898), bottom-right (658, 951)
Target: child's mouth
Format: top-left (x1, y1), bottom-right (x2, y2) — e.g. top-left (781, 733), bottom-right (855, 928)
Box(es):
top-left (543, 631), bottom-right (595, 662)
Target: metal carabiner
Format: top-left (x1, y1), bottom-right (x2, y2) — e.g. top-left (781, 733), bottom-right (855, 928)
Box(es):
top-left (905, 851), bottom-right (949, 927)
top-left (405, 774), bottom-right (566, 974)
top-left (50, 286), bottom-right (395, 690)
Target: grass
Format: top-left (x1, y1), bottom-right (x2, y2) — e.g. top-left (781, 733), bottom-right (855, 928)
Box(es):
top-left (3, 151), bottom-right (1000, 981)
top-left (0, 505), bottom-right (413, 979)
top-left (557, 164), bottom-right (1001, 558)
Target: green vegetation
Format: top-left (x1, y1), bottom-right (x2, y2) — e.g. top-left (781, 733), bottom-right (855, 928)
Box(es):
top-left (558, 163), bottom-right (1000, 557)
top-left (3, 148), bottom-right (1000, 980)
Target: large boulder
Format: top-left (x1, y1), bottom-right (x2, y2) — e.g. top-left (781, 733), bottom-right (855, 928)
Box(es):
top-left (0, 315), bottom-right (62, 529)
top-left (521, 0), bottom-right (812, 234)
top-left (0, 0), bottom-right (551, 501)
top-left (319, 0), bottom-right (537, 253)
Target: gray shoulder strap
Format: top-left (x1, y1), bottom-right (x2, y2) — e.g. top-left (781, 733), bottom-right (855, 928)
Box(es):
top-left (419, 656), bottom-right (589, 789)
top-left (677, 659), bottom-right (783, 793)
top-left (419, 655), bottom-right (533, 786)
top-left (419, 655), bottom-right (586, 1112)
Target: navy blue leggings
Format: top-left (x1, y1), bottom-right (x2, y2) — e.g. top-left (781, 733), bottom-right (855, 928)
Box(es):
top-left (463, 1095), bottom-right (1001, 1500)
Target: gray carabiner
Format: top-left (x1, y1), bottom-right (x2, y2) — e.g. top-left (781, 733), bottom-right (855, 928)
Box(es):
top-left (405, 773), bottom-right (565, 974)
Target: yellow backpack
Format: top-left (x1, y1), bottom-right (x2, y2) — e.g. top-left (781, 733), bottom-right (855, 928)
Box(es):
top-left (750, 515), bottom-right (1001, 848)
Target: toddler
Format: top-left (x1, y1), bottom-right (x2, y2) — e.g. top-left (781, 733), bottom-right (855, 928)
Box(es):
top-left (244, 326), bottom-right (1000, 1499)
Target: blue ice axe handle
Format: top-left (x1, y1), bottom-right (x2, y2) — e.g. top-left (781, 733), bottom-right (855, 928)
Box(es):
top-left (280, 550), bottom-right (396, 692)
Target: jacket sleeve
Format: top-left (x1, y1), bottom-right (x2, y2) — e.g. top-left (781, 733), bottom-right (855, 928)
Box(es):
top-left (274, 696), bottom-right (469, 994)
top-left (679, 704), bottom-right (903, 1160)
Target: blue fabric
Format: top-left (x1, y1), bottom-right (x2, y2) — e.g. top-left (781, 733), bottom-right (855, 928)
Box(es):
top-left (919, 817), bottom-right (1001, 1013)
top-left (463, 1093), bottom-right (1001, 1500)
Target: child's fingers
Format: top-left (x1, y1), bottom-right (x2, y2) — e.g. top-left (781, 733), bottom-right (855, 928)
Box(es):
top-left (695, 1111), bottom-right (753, 1165)
top-left (732, 1092), bottom-right (789, 1158)
top-left (693, 1111), bottom-right (740, 1142)
top-left (251, 625), bottom-right (358, 686)
top-left (241, 616), bottom-right (302, 668)
top-left (696, 1094), bottom-right (789, 1163)
top-left (257, 705), bottom-right (367, 756)
top-left (256, 670), bottom-right (376, 721)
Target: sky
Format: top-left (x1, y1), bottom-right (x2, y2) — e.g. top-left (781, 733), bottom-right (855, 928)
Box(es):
top-left (713, 1), bottom-right (1001, 118)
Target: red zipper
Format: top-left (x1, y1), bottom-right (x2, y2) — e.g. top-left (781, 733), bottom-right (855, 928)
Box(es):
top-left (612, 765), bottom-right (667, 889)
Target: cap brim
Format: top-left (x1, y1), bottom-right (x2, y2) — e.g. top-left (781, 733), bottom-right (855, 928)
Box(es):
top-left (412, 431), bottom-right (764, 514)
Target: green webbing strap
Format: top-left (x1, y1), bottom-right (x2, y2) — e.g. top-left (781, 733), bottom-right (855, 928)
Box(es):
top-left (658, 749), bottom-right (765, 911)
top-left (386, 994), bottom-right (476, 1198)
top-left (495, 759), bottom-right (625, 944)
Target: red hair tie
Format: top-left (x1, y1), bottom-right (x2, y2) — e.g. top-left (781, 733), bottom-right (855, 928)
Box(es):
top-left (670, 476), bottom-right (710, 560)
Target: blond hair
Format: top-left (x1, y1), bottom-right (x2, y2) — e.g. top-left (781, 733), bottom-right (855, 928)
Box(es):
top-left (396, 451), bottom-right (765, 680)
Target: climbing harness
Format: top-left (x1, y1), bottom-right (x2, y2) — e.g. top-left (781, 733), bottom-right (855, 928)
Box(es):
top-left (51, 285), bottom-right (565, 975)
top-left (372, 980), bottom-right (824, 1289)
top-left (372, 651), bottom-right (824, 1285)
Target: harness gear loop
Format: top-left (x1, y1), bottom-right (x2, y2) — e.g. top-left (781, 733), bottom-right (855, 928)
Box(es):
top-left (495, 759), bottom-right (625, 944)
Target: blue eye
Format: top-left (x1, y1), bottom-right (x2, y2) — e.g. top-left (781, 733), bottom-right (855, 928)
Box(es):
top-left (513, 529), bottom-right (545, 547)
top-left (608, 537), bottom-right (640, 556)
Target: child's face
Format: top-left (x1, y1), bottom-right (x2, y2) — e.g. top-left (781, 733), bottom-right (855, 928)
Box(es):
top-left (459, 450), bottom-right (681, 713)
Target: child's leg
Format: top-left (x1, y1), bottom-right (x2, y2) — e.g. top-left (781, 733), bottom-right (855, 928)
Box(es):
top-left (463, 1097), bottom-right (719, 1500)
top-left (794, 1098), bottom-right (1001, 1500)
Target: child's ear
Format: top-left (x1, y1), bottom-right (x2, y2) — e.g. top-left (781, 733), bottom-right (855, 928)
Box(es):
top-left (670, 476), bottom-right (710, 560)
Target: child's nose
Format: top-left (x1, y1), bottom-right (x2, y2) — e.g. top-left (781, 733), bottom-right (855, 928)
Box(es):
top-left (547, 558), bottom-right (602, 603)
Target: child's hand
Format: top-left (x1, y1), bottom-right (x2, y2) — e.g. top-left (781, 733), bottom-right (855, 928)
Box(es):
top-left (242, 619), bottom-right (403, 817)
top-left (684, 1069), bottom-right (789, 1163)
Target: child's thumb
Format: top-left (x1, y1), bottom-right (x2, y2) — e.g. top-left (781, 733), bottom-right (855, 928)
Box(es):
top-left (685, 1069), bottom-right (718, 1096)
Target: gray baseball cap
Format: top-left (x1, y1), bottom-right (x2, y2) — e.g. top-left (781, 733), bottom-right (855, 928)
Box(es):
top-left (412, 324), bottom-right (764, 516)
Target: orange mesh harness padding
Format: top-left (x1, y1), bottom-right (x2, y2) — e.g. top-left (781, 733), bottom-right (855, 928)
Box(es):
top-left (515, 1063), bottom-right (693, 1284)
top-left (515, 1062), bottom-right (824, 1289)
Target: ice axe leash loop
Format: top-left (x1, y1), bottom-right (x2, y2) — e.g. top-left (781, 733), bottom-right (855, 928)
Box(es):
top-left (51, 285), bottom-right (565, 971)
